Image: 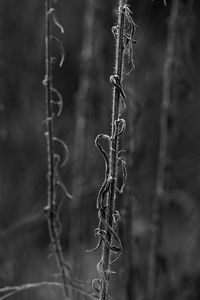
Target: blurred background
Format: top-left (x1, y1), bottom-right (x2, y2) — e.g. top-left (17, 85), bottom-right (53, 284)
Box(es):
top-left (0, 0), bottom-right (200, 299)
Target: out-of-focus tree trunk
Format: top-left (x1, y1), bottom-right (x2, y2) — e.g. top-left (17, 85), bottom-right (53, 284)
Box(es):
top-left (123, 90), bottom-right (142, 300)
top-left (147, 1), bottom-right (180, 299)
top-left (69, 0), bottom-right (96, 288)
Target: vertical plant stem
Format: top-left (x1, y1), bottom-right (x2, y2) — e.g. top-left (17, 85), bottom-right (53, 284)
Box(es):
top-left (147, 0), bottom-right (180, 299)
top-left (44, 2), bottom-right (98, 299)
top-left (44, 1), bottom-right (69, 298)
top-left (45, 0), bottom-right (55, 241)
top-left (99, 1), bottom-right (126, 299)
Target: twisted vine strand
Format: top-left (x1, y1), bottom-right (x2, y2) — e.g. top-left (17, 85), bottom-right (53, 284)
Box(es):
top-left (147, 0), bottom-right (180, 299)
top-left (88, 1), bottom-right (136, 299)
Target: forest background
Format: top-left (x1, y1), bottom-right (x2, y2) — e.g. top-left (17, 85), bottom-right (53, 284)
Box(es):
top-left (0, 0), bottom-right (200, 299)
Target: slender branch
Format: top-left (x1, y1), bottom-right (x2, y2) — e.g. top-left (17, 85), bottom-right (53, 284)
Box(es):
top-left (44, 1), bottom-right (71, 298)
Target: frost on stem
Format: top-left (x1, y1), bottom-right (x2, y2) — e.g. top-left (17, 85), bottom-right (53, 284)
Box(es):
top-left (89, 2), bottom-right (136, 300)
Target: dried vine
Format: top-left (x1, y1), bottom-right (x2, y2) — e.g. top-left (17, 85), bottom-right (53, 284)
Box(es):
top-left (89, 2), bottom-right (136, 299)
top-left (147, 0), bottom-right (180, 299)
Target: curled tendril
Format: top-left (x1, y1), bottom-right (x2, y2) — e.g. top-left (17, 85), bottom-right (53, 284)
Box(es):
top-left (92, 279), bottom-right (101, 294)
top-left (113, 118), bottom-right (126, 138)
top-left (113, 210), bottom-right (121, 229)
top-left (57, 180), bottom-right (73, 199)
top-left (42, 74), bottom-right (51, 86)
top-left (111, 25), bottom-right (118, 39)
top-left (53, 137), bottom-right (69, 167)
top-left (95, 134), bottom-right (110, 166)
top-left (110, 75), bottom-right (126, 116)
top-left (50, 35), bottom-right (65, 67)
top-left (48, 8), bottom-right (64, 33)
top-left (110, 75), bottom-right (126, 98)
top-left (87, 134), bottom-right (112, 254)
top-left (97, 209), bottom-right (123, 264)
top-left (51, 87), bottom-right (63, 116)
top-left (116, 154), bottom-right (127, 194)
top-left (86, 238), bottom-right (102, 253)
top-left (95, 134), bottom-right (110, 209)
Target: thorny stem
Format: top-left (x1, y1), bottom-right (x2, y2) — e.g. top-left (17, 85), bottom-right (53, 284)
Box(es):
top-left (99, 1), bottom-right (127, 299)
top-left (147, 0), bottom-right (180, 299)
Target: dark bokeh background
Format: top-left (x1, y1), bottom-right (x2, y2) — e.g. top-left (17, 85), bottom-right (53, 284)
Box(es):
top-left (1, 0), bottom-right (200, 299)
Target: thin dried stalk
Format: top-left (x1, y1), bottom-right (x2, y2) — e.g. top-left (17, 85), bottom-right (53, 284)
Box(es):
top-left (147, 0), bottom-right (180, 299)
top-left (44, 1), bottom-right (71, 298)
top-left (99, 2), bottom-right (126, 298)
top-left (88, 1), bottom-right (136, 299)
